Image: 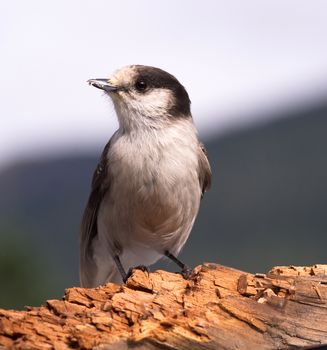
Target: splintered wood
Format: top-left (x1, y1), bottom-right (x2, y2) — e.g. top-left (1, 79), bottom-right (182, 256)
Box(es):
top-left (1, 264), bottom-right (327, 350)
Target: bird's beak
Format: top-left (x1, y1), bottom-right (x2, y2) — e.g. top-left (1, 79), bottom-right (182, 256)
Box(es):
top-left (87, 79), bottom-right (119, 92)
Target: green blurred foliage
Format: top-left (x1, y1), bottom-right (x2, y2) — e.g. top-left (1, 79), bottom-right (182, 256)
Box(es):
top-left (0, 229), bottom-right (59, 309)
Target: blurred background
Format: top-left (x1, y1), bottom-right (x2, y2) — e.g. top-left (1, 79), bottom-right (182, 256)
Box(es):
top-left (1, 0), bottom-right (327, 309)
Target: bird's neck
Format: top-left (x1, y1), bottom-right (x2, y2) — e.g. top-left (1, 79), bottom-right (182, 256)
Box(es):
top-left (113, 97), bottom-right (194, 134)
top-left (115, 116), bottom-right (198, 152)
top-left (115, 107), bottom-right (164, 133)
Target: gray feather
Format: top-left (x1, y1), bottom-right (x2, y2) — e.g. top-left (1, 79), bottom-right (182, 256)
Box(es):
top-left (79, 140), bottom-right (111, 287)
top-left (198, 143), bottom-right (212, 197)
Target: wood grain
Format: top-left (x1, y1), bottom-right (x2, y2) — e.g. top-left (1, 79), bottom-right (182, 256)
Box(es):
top-left (1, 264), bottom-right (327, 349)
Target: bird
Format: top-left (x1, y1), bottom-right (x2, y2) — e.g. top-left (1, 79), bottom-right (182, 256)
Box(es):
top-left (80, 65), bottom-right (211, 287)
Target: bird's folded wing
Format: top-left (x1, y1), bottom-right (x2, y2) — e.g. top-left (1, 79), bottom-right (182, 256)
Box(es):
top-left (79, 139), bottom-right (111, 286)
top-left (198, 142), bottom-right (212, 197)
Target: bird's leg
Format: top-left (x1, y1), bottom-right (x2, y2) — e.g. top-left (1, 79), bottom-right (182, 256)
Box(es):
top-left (164, 250), bottom-right (192, 279)
top-left (113, 255), bottom-right (128, 283)
top-left (113, 255), bottom-right (149, 283)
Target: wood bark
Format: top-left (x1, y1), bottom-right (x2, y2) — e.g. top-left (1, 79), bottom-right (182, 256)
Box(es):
top-left (1, 263), bottom-right (327, 350)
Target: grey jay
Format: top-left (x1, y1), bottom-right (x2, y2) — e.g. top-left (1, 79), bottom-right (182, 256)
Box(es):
top-left (80, 65), bottom-right (211, 287)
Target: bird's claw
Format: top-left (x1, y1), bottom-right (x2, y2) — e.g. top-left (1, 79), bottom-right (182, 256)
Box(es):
top-left (181, 266), bottom-right (193, 280)
top-left (124, 265), bottom-right (149, 283)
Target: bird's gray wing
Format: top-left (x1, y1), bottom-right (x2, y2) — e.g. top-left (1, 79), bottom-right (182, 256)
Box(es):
top-left (79, 140), bottom-right (111, 287)
top-left (198, 142), bottom-right (212, 197)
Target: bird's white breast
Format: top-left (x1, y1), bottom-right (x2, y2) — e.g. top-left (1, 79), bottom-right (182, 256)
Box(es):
top-left (108, 119), bottom-right (199, 200)
top-left (97, 118), bottom-right (202, 256)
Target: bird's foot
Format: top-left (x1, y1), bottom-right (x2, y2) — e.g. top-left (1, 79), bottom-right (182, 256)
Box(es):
top-left (124, 265), bottom-right (149, 283)
top-left (164, 250), bottom-right (193, 280)
top-left (181, 266), bottom-right (193, 280)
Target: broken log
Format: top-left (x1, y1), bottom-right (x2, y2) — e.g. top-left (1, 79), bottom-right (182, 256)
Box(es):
top-left (1, 264), bottom-right (327, 349)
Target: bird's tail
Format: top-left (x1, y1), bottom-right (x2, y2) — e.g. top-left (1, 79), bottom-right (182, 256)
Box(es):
top-left (80, 256), bottom-right (123, 287)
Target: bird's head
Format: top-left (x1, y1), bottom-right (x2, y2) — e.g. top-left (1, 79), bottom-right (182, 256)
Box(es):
top-left (88, 65), bottom-right (191, 131)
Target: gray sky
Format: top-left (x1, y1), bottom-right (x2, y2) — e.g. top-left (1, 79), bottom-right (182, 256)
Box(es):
top-left (1, 0), bottom-right (327, 166)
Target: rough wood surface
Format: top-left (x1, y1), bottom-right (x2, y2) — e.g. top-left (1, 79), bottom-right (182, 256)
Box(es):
top-left (1, 263), bottom-right (327, 350)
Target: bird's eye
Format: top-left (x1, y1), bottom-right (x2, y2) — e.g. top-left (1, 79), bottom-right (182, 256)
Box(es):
top-left (135, 80), bottom-right (147, 92)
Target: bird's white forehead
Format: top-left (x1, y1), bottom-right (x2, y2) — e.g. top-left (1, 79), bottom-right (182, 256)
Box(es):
top-left (108, 65), bottom-right (138, 87)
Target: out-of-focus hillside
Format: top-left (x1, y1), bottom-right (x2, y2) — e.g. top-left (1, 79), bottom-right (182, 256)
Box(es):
top-left (0, 99), bottom-right (326, 309)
